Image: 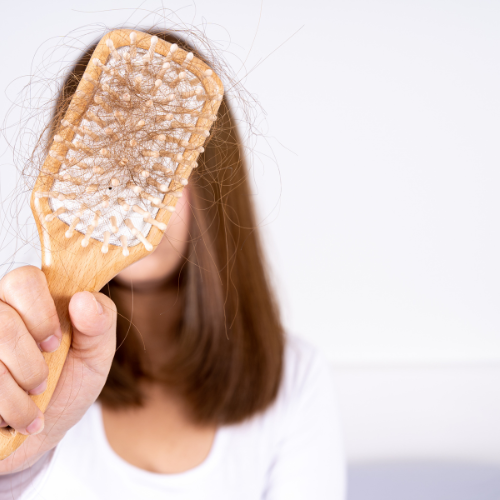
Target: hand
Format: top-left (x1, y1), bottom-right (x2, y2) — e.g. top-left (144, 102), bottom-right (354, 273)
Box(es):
top-left (0, 265), bottom-right (117, 473)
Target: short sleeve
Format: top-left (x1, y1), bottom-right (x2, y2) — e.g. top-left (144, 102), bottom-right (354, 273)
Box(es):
top-left (263, 337), bottom-right (346, 500)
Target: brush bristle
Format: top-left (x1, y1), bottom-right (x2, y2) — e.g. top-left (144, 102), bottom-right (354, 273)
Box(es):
top-left (47, 33), bottom-right (222, 254)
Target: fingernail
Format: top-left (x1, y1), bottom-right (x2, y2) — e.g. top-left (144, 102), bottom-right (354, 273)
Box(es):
top-left (29, 379), bottom-right (47, 396)
top-left (25, 411), bottom-right (44, 436)
top-left (93, 296), bottom-right (103, 315)
top-left (39, 335), bottom-right (60, 353)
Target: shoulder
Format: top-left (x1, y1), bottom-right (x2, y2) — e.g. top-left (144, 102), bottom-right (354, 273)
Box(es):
top-left (278, 334), bottom-right (336, 410)
top-left (259, 334), bottom-right (339, 434)
top-left (256, 335), bottom-right (346, 499)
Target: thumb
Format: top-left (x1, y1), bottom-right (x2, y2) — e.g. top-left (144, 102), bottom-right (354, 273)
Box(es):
top-left (68, 291), bottom-right (117, 377)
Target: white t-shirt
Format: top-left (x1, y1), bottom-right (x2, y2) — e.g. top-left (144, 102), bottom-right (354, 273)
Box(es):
top-left (3, 336), bottom-right (346, 500)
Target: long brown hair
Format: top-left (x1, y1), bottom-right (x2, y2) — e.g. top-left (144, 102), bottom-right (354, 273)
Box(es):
top-left (51, 29), bottom-right (284, 425)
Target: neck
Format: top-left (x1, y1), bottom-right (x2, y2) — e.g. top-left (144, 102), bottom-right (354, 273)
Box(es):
top-left (108, 276), bottom-right (183, 373)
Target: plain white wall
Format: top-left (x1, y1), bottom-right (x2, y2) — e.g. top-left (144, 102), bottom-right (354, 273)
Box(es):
top-left (334, 364), bottom-right (500, 464)
top-left (0, 0), bottom-right (499, 462)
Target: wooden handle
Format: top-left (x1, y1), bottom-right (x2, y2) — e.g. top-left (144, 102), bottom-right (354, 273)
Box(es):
top-left (0, 269), bottom-right (74, 460)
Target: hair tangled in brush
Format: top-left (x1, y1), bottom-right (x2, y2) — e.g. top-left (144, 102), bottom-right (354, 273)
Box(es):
top-left (38, 30), bottom-right (223, 255)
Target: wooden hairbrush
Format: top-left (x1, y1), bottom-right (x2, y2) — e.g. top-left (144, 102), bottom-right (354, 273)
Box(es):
top-left (0, 29), bottom-right (223, 459)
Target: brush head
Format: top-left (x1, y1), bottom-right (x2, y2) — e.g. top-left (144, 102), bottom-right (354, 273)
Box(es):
top-left (32, 30), bottom-right (223, 260)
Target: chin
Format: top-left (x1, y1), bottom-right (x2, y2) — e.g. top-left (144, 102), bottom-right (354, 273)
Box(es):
top-left (114, 253), bottom-right (180, 289)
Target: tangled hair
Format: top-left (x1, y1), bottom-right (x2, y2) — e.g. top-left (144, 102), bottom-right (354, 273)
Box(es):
top-left (41, 28), bottom-right (284, 425)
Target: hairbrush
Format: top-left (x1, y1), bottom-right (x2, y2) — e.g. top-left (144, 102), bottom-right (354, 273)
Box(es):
top-left (0, 29), bottom-right (223, 459)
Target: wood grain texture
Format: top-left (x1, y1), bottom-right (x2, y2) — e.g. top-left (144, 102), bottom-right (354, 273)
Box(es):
top-left (0, 29), bottom-right (223, 460)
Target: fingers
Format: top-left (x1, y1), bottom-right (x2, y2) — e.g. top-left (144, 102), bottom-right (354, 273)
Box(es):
top-left (0, 266), bottom-right (61, 352)
top-left (0, 361), bottom-right (44, 435)
top-left (0, 301), bottom-right (48, 395)
top-left (0, 266), bottom-right (51, 436)
top-left (68, 292), bottom-right (117, 377)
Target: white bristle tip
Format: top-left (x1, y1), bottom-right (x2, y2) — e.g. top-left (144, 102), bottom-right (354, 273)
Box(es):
top-left (170, 44), bottom-right (178, 53)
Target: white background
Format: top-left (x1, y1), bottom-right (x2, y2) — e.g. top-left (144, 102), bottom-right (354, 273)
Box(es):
top-left (0, 0), bottom-right (499, 463)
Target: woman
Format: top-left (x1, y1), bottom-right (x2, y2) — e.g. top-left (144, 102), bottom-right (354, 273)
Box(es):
top-left (0, 30), bottom-right (345, 499)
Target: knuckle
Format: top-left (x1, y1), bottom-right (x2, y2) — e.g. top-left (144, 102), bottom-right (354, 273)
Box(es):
top-left (1, 266), bottom-right (46, 296)
top-left (14, 265), bottom-right (45, 283)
